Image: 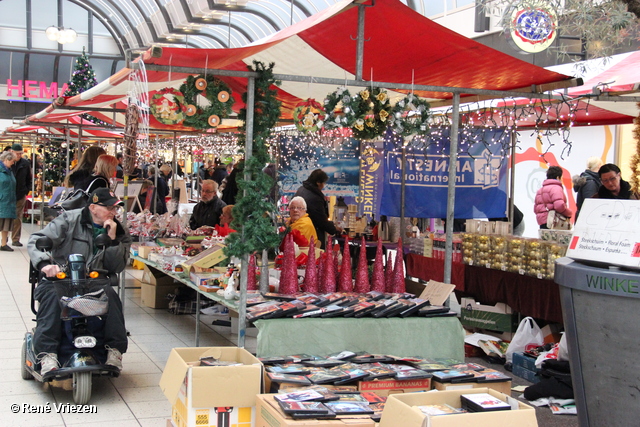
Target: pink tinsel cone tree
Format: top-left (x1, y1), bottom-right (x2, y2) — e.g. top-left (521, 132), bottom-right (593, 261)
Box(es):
top-left (303, 236), bottom-right (318, 293)
top-left (317, 251), bottom-right (326, 293)
top-left (279, 233), bottom-right (299, 295)
top-left (324, 246), bottom-right (337, 293)
top-left (338, 237), bottom-right (353, 292)
top-left (247, 253), bottom-right (257, 291)
top-left (385, 251), bottom-right (394, 293)
top-left (392, 238), bottom-right (405, 293)
top-left (354, 236), bottom-right (371, 293)
top-left (371, 239), bottom-right (385, 293)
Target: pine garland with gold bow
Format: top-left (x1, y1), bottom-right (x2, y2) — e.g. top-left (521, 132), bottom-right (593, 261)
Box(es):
top-left (389, 94), bottom-right (431, 137)
top-left (350, 87), bottom-right (392, 140)
top-left (179, 74), bottom-right (235, 130)
top-left (293, 99), bottom-right (327, 133)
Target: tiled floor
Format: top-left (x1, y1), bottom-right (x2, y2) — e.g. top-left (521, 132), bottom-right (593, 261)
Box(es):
top-left (1, 222), bottom-right (254, 426)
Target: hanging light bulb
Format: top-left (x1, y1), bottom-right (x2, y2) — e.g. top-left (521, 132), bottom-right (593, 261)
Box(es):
top-left (45, 26), bottom-right (60, 41)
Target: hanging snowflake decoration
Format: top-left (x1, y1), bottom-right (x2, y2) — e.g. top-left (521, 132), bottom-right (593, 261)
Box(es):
top-left (389, 94), bottom-right (431, 137)
top-left (293, 99), bottom-right (327, 133)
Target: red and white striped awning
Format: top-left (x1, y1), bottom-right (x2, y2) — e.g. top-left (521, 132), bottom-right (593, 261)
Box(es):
top-left (19, 0), bottom-right (577, 132)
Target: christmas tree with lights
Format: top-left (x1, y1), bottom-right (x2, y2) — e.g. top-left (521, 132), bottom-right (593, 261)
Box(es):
top-left (43, 138), bottom-right (74, 190)
top-left (63, 48), bottom-right (107, 126)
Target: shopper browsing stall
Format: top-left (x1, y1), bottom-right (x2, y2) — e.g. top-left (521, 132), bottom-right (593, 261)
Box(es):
top-left (594, 163), bottom-right (640, 200)
top-left (295, 169), bottom-right (343, 249)
top-left (9, 143), bottom-right (31, 247)
top-left (0, 151), bottom-right (17, 251)
top-left (287, 196), bottom-right (319, 247)
top-left (533, 166), bottom-right (573, 229)
top-left (190, 179), bottom-right (226, 230)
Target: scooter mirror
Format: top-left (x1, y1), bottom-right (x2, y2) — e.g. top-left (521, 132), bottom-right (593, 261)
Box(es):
top-left (35, 236), bottom-right (54, 251)
top-left (95, 233), bottom-right (112, 250)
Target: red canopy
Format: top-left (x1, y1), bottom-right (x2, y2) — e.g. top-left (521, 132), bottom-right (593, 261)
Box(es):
top-left (20, 0), bottom-right (576, 132)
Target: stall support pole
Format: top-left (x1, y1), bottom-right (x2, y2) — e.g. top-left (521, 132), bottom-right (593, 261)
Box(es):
top-left (355, 4), bottom-right (365, 81)
top-left (509, 132), bottom-right (516, 232)
top-left (400, 144), bottom-right (407, 241)
top-left (237, 76), bottom-right (255, 349)
top-left (260, 249), bottom-right (269, 293)
top-left (172, 132), bottom-right (177, 206)
top-left (65, 128), bottom-right (71, 178)
top-left (31, 137), bottom-right (36, 226)
top-left (443, 93), bottom-right (461, 285)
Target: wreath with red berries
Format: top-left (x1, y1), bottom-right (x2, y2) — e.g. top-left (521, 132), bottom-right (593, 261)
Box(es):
top-left (150, 88), bottom-right (186, 125)
top-left (293, 99), bottom-right (327, 133)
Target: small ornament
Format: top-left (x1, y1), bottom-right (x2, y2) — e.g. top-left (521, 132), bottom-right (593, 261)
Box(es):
top-left (195, 78), bottom-right (207, 90)
top-left (218, 91), bottom-right (230, 102)
top-left (185, 104), bottom-right (197, 116)
top-left (208, 115), bottom-right (220, 127)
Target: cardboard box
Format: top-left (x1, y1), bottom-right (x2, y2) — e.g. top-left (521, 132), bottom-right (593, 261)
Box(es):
top-left (160, 347), bottom-right (263, 427)
top-left (379, 388), bottom-right (537, 427)
top-left (432, 380), bottom-right (512, 396)
top-left (460, 298), bottom-right (519, 332)
top-left (180, 243), bottom-right (227, 271)
top-left (141, 283), bottom-right (176, 309)
top-left (142, 264), bottom-right (175, 287)
top-left (255, 394), bottom-right (375, 427)
top-left (357, 377), bottom-right (432, 397)
top-left (138, 244), bottom-right (158, 259)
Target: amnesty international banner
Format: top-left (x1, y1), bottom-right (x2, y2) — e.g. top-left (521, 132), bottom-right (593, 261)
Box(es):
top-left (380, 130), bottom-right (508, 219)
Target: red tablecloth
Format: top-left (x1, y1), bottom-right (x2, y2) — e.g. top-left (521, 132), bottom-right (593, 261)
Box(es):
top-left (405, 254), bottom-right (563, 324)
top-left (405, 253), bottom-right (465, 291)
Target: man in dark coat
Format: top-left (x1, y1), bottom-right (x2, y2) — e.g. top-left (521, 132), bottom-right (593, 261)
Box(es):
top-left (294, 169), bottom-right (343, 249)
top-left (190, 180), bottom-right (226, 229)
top-left (10, 144), bottom-right (32, 246)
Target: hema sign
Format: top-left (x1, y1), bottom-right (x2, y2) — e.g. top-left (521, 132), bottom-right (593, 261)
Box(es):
top-left (5, 79), bottom-right (69, 99)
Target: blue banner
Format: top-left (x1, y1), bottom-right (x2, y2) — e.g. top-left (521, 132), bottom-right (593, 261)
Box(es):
top-left (380, 130), bottom-right (508, 219)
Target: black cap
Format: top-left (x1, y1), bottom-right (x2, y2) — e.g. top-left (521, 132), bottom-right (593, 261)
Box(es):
top-left (90, 188), bottom-right (123, 207)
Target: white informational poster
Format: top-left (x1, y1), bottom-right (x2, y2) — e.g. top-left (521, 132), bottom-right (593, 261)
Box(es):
top-left (566, 198), bottom-right (640, 268)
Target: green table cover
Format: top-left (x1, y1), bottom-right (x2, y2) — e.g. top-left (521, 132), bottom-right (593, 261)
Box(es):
top-left (254, 317), bottom-right (464, 360)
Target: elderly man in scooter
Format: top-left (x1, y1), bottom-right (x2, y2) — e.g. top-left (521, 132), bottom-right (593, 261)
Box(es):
top-left (28, 188), bottom-right (131, 375)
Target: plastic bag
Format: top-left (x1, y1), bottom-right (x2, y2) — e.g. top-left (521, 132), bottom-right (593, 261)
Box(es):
top-left (546, 210), bottom-right (571, 230)
top-left (505, 316), bottom-right (544, 363)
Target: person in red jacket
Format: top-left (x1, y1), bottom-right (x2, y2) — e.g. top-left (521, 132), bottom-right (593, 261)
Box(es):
top-left (534, 166), bottom-right (573, 229)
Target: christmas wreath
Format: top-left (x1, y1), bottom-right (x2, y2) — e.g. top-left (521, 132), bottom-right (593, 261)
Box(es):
top-left (179, 74), bottom-right (235, 130)
top-left (293, 99), bottom-right (326, 133)
top-left (323, 87), bottom-right (357, 129)
top-left (150, 88), bottom-right (186, 125)
top-left (389, 94), bottom-right (431, 137)
top-left (350, 87), bottom-right (392, 140)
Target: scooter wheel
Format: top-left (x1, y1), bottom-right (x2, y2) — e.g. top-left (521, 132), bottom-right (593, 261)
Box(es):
top-left (73, 372), bottom-right (92, 405)
top-left (20, 339), bottom-right (33, 380)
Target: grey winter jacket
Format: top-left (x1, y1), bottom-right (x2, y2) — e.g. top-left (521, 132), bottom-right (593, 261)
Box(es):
top-left (28, 207), bottom-right (131, 274)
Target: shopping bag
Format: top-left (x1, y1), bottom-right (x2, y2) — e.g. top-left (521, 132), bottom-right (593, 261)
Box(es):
top-left (546, 210), bottom-right (571, 230)
top-left (505, 316), bottom-right (544, 363)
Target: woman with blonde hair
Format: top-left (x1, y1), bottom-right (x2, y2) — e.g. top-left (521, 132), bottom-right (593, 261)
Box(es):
top-left (72, 154), bottom-right (117, 194)
top-left (64, 145), bottom-right (106, 188)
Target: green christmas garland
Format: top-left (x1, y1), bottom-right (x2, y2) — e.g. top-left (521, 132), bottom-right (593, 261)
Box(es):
top-left (324, 87), bottom-right (357, 129)
top-left (179, 74), bottom-right (235, 130)
top-left (350, 87), bottom-right (392, 140)
top-left (389, 94), bottom-right (431, 137)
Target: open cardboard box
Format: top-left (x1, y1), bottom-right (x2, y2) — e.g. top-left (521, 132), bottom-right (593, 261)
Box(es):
top-left (160, 347), bottom-right (263, 427)
top-left (379, 388), bottom-right (537, 427)
top-left (255, 394), bottom-right (375, 427)
top-left (460, 298), bottom-right (518, 332)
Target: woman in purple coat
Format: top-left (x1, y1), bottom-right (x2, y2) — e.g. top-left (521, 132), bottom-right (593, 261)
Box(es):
top-left (533, 166), bottom-right (573, 229)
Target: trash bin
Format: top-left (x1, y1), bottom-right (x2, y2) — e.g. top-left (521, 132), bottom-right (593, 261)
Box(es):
top-left (555, 257), bottom-right (640, 427)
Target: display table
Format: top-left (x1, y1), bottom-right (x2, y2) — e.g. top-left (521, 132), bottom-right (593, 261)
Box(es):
top-left (405, 254), bottom-right (563, 323)
top-left (254, 317), bottom-right (465, 360)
